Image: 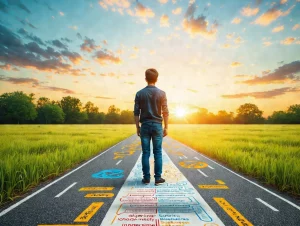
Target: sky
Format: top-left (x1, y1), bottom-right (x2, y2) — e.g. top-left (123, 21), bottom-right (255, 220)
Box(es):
top-left (0, 0), bottom-right (299, 116)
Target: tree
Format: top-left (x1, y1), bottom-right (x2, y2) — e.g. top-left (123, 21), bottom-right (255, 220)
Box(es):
top-left (38, 104), bottom-right (65, 124)
top-left (0, 91), bottom-right (37, 124)
top-left (37, 97), bottom-right (51, 109)
top-left (267, 111), bottom-right (289, 124)
top-left (215, 110), bottom-right (234, 124)
top-left (287, 104), bottom-right (300, 124)
top-left (60, 96), bottom-right (86, 123)
top-left (84, 101), bottom-right (102, 123)
top-left (105, 105), bottom-right (120, 124)
top-left (119, 110), bottom-right (135, 124)
top-left (235, 103), bottom-right (264, 124)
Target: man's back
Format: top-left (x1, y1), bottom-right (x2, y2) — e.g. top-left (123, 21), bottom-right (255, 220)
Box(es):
top-left (134, 85), bottom-right (168, 124)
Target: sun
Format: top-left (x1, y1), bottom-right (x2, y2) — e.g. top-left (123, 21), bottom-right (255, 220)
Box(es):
top-left (175, 107), bottom-right (187, 118)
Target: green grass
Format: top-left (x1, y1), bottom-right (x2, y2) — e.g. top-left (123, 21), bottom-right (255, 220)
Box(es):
top-left (0, 125), bottom-right (135, 206)
top-left (168, 124), bottom-right (300, 196)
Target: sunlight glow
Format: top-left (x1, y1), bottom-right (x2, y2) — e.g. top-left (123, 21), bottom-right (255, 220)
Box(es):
top-left (175, 107), bottom-right (187, 118)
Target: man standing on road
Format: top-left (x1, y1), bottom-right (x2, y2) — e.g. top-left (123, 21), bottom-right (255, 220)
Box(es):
top-left (134, 68), bottom-right (169, 186)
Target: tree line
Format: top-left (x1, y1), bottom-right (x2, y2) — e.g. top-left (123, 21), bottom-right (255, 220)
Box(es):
top-left (0, 91), bottom-right (299, 124)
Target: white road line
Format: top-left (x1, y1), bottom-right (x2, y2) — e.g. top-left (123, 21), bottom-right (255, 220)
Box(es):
top-left (116, 160), bottom-right (122, 165)
top-left (208, 165), bottom-right (214, 169)
top-left (256, 198), bottom-right (279, 212)
top-left (176, 139), bottom-right (300, 211)
top-left (55, 182), bottom-right (77, 198)
top-left (0, 135), bottom-right (135, 217)
top-left (183, 155), bottom-right (188, 159)
top-left (197, 169), bottom-right (208, 177)
top-left (194, 157), bottom-right (199, 160)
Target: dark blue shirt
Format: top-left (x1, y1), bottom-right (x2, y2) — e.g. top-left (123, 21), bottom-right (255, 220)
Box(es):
top-left (134, 85), bottom-right (169, 124)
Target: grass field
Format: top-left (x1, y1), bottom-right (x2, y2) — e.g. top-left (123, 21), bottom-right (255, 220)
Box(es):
top-left (0, 125), bottom-right (135, 206)
top-left (168, 124), bottom-right (300, 196)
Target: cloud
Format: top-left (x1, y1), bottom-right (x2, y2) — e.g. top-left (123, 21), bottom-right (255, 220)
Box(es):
top-left (231, 62), bottom-right (242, 67)
top-left (160, 14), bottom-right (170, 27)
top-left (234, 36), bottom-right (244, 44)
top-left (150, 50), bottom-right (156, 55)
top-left (133, 46), bottom-right (139, 52)
top-left (16, 17), bottom-right (37, 29)
top-left (226, 33), bottom-right (234, 39)
top-left (272, 25), bottom-right (284, 32)
top-left (0, 1), bottom-right (9, 13)
top-left (99, 0), bottom-right (130, 9)
top-left (59, 11), bottom-right (64, 16)
top-left (158, 0), bottom-right (168, 4)
top-left (124, 81), bottom-right (135, 85)
top-left (222, 87), bottom-right (300, 99)
top-left (68, 25), bottom-right (78, 30)
top-left (0, 75), bottom-right (75, 93)
top-left (292, 24), bottom-right (300, 30)
top-left (80, 37), bottom-right (100, 52)
top-left (133, 2), bottom-right (155, 19)
top-left (280, 37), bottom-right (299, 45)
top-left (95, 96), bottom-right (116, 99)
top-left (234, 74), bottom-right (254, 78)
top-left (187, 88), bottom-right (198, 93)
top-left (76, 32), bottom-right (82, 40)
top-left (94, 50), bottom-right (122, 65)
top-left (145, 28), bottom-right (152, 34)
top-left (44, 2), bottom-right (53, 11)
top-left (182, 3), bottom-right (218, 39)
top-left (280, 0), bottom-right (288, 4)
top-left (253, 5), bottom-right (295, 26)
top-left (237, 61), bottom-right (300, 85)
top-left (61, 50), bottom-right (83, 64)
top-left (263, 41), bottom-right (272, 46)
top-left (7, 0), bottom-right (31, 13)
top-left (61, 37), bottom-right (72, 43)
top-left (232, 17), bottom-right (241, 24)
top-left (100, 72), bottom-right (116, 77)
top-left (222, 43), bottom-right (231, 48)
top-left (103, 40), bottom-right (108, 45)
top-left (241, 6), bottom-right (259, 16)
top-left (48, 39), bottom-right (68, 49)
top-left (172, 7), bottom-right (182, 15)
top-left (18, 28), bottom-right (45, 46)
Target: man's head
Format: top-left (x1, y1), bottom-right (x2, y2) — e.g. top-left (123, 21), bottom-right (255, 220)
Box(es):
top-left (145, 68), bottom-right (158, 84)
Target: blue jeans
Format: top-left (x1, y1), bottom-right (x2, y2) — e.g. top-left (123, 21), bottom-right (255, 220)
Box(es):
top-left (140, 122), bottom-right (163, 180)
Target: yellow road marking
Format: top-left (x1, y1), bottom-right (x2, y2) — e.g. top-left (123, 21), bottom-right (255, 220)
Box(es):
top-left (74, 202), bottom-right (103, 222)
top-left (111, 204), bottom-right (123, 224)
top-left (38, 225), bottom-right (88, 226)
top-left (179, 160), bottom-right (208, 169)
top-left (199, 185), bottom-right (229, 189)
top-left (79, 187), bottom-right (114, 191)
top-left (214, 197), bottom-right (253, 226)
top-left (216, 180), bottom-right (225, 185)
top-left (85, 193), bottom-right (114, 198)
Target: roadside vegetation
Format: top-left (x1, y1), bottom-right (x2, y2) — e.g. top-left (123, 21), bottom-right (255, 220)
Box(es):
top-left (0, 125), bottom-right (135, 206)
top-left (168, 124), bottom-right (300, 196)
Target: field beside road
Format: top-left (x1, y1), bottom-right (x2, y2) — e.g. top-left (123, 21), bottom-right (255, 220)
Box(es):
top-left (168, 124), bottom-right (300, 196)
top-left (0, 125), bottom-right (135, 206)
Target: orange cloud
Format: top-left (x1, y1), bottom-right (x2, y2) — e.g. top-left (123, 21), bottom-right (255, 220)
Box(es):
top-left (254, 5), bottom-right (294, 26)
top-left (234, 36), bottom-right (244, 44)
top-left (292, 24), bottom-right (300, 30)
top-left (272, 25), bottom-right (284, 32)
top-left (232, 17), bottom-right (241, 24)
top-left (172, 7), bottom-right (182, 15)
top-left (280, 37), bottom-right (297, 45)
top-left (145, 28), bottom-right (152, 34)
top-left (280, 0), bottom-right (288, 4)
top-left (158, 0), bottom-right (168, 3)
top-left (241, 6), bottom-right (259, 17)
top-left (134, 2), bottom-right (155, 18)
top-left (160, 14), bottom-right (170, 27)
top-left (231, 62), bottom-right (242, 67)
top-left (222, 44), bottom-right (231, 48)
top-left (94, 51), bottom-right (122, 65)
top-left (263, 41), bottom-right (272, 46)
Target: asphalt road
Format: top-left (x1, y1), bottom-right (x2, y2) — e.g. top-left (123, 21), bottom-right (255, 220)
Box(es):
top-left (0, 135), bottom-right (299, 226)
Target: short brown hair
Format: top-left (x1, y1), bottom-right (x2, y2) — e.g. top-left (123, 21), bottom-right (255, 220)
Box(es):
top-left (145, 68), bottom-right (158, 83)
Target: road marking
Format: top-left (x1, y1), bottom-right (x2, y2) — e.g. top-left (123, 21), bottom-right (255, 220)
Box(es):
top-left (256, 198), bottom-right (279, 212)
top-left (0, 135), bottom-right (134, 217)
top-left (208, 165), bottom-right (214, 169)
top-left (197, 169), bottom-right (208, 177)
top-left (216, 180), bottom-right (225, 185)
top-left (79, 187), bottom-right (114, 191)
top-left (194, 157), bottom-right (199, 160)
top-left (180, 160), bottom-right (208, 169)
top-left (85, 193), bottom-right (114, 198)
top-left (38, 225), bottom-right (88, 226)
top-left (183, 155), bottom-right (188, 159)
top-left (55, 182), bottom-right (77, 198)
top-left (177, 140), bottom-right (300, 211)
top-left (100, 150), bottom-right (225, 226)
top-left (214, 197), bottom-right (253, 226)
top-left (199, 185), bottom-right (229, 189)
top-left (116, 160), bottom-right (122, 165)
top-left (74, 202), bottom-right (104, 222)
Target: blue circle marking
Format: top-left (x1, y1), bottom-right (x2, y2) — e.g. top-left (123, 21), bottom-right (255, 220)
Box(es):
top-left (92, 169), bottom-right (124, 179)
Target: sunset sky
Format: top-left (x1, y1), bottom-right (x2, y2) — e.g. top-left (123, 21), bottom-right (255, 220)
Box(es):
top-left (0, 0), bottom-right (299, 116)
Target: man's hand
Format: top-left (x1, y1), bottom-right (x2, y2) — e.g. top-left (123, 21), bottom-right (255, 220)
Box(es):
top-left (137, 127), bottom-right (140, 136)
top-left (163, 128), bottom-right (168, 137)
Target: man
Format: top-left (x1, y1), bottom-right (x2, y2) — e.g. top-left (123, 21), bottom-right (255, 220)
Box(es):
top-left (134, 68), bottom-right (169, 186)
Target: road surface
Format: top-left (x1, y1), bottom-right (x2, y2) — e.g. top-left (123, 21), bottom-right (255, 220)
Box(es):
top-left (0, 135), bottom-right (299, 226)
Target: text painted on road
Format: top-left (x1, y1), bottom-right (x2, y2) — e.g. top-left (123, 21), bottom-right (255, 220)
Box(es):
top-left (199, 185), bottom-right (229, 189)
top-left (85, 193), bottom-right (114, 198)
top-left (74, 202), bottom-right (104, 222)
top-left (79, 187), bottom-right (114, 191)
top-left (179, 160), bottom-right (208, 169)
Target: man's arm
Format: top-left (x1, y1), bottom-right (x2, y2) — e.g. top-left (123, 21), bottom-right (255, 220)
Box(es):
top-left (134, 93), bottom-right (140, 136)
top-left (162, 91), bottom-right (169, 137)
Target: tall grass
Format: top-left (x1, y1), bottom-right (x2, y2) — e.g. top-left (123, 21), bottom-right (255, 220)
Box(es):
top-left (0, 125), bottom-right (135, 206)
top-left (168, 124), bottom-right (300, 196)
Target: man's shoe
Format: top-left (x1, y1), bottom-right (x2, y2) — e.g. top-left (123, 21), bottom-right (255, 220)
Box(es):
top-left (142, 178), bottom-right (150, 185)
top-left (155, 178), bottom-right (165, 186)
